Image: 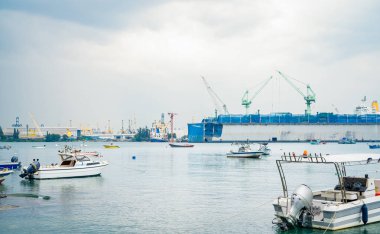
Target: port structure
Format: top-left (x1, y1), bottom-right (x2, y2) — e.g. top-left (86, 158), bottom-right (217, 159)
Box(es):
top-left (277, 71), bottom-right (316, 115)
top-left (241, 76), bottom-right (273, 114)
top-left (201, 76), bottom-right (229, 117)
top-left (167, 112), bottom-right (178, 143)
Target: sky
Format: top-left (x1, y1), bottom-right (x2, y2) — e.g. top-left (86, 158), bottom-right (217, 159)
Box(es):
top-left (1, 0), bottom-right (380, 132)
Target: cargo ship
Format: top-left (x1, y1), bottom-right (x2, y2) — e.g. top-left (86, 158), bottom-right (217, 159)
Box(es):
top-left (188, 101), bottom-right (380, 143)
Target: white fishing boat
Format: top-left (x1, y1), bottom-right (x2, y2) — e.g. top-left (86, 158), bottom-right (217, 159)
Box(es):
top-left (32, 145), bottom-right (46, 149)
top-left (20, 154), bottom-right (108, 180)
top-left (226, 143), bottom-right (264, 158)
top-left (272, 153), bottom-right (380, 231)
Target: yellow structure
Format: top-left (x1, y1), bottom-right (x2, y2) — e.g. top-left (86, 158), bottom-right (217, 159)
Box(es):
top-left (372, 101), bottom-right (379, 113)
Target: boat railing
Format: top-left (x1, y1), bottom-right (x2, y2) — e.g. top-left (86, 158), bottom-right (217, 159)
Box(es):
top-left (281, 153), bottom-right (327, 163)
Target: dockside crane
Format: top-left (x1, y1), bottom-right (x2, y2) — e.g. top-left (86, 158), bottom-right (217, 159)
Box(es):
top-left (201, 76), bottom-right (229, 116)
top-left (29, 112), bottom-right (44, 138)
top-left (241, 76), bottom-right (273, 114)
top-left (277, 71), bottom-right (316, 115)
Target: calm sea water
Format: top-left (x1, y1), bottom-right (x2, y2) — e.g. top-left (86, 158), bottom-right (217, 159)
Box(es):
top-left (0, 142), bottom-right (379, 233)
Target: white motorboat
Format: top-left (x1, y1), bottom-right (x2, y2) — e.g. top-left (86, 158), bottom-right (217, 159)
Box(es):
top-left (20, 154), bottom-right (108, 180)
top-left (272, 153), bottom-right (380, 231)
top-left (226, 143), bottom-right (264, 158)
top-left (258, 142), bottom-right (271, 155)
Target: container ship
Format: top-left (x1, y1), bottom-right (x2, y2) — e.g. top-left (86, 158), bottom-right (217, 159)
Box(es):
top-left (189, 74), bottom-right (380, 143)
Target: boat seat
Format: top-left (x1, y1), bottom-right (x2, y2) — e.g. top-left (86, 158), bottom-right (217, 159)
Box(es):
top-left (321, 190), bottom-right (359, 201)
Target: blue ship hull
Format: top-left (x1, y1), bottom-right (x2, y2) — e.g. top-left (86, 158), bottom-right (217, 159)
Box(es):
top-left (369, 145), bottom-right (380, 149)
top-left (150, 138), bottom-right (168, 142)
top-left (188, 113), bottom-right (380, 143)
top-left (0, 162), bottom-right (21, 170)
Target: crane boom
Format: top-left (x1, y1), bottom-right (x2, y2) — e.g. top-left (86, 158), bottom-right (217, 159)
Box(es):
top-left (242, 76), bottom-right (273, 114)
top-left (29, 112), bottom-right (43, 137)
top-left (277, 71), bottom-right (316, 115)
top-left (201, 76), bottom-right (229, 116)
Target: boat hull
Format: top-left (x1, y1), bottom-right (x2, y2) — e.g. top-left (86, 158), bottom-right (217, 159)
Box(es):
top-left (29, 163), bottom-right (108, 180)
top-left (273, 195), bottom-right (380, 231)
top-left (169, 143), bottom-right (194, 148)
top-left (0, 162), bottom-right (21, 170)
top-left (369, 145), bottom-right (380, 149)
top-left (226, 151), bottom-right (263, 158)
top-left (103, 145), bottom-right (119, 149)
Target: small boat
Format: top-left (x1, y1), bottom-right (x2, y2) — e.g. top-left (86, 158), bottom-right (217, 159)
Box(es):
top-left (259, 142), bottom-right (271, 155)
top-left (310, 139), bottom-right (320, 145)
top-left (0, 168), bottom-right (14, 184)
top-left (103, 143), bottom-right (120, 149)
top-left (169, 143), bottom-right (194, 148)
top-left (226, 143), bottom-right (264, 158)
top-left (32, 145), bottom-right (46, 149)
top-left (20, 154), bottom-right (108, 180)
top-left (338, 137), bottom-right (356, 144)
top-left (369, 144), bottom-right (380, 149)
top-left (272, 153), bottom-right (380, 231)
top-left (0, 156), bottom-right (21, 170)
top-left (0, 145), bottom-right (11, 150)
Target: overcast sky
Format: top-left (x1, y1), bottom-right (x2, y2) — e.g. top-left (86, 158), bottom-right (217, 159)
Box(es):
top-left (1, 0), bottom-right (379, 131)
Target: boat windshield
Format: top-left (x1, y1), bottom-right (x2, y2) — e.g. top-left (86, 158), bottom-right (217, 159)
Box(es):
top-left (75, 155), bottom-right (91, 162)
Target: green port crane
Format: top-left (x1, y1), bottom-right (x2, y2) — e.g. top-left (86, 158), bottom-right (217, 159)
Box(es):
top-left (277, 71), bottom-right (316, 115)
top-left (241, 76), bottom-right (273, 114)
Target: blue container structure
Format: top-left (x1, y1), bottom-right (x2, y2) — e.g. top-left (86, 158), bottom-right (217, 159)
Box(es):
top-left (188, 113), bottom-right (380, 143)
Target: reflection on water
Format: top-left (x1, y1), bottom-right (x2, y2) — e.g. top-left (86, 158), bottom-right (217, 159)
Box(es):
top-left (0, 142), bottom-right (379, 233)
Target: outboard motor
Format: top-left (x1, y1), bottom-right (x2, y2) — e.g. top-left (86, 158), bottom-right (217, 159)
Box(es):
top-left (11, 155), bottom-right (18, 163)
top-left (19, 160), bottom-right (40, 178)
top-left (279, 184), bottom-right (313, 230)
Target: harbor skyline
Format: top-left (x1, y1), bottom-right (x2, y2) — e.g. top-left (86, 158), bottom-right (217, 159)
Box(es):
top-left (1, 0), bottom-right (380, 129)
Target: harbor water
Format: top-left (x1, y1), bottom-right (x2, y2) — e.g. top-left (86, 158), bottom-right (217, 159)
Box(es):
top-left (1, 142), bottom-right (380, 233)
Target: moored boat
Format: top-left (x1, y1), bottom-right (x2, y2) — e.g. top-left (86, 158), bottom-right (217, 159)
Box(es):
top-left (369, 144), bottom-right (380, 149)
top-left (338, 137), bottom-right (356, 144)
top-left (258, 142), bottom-right (271, 155)
top-left (103, 143), bottom-right (120, 149)
top-left (0, 156), bottom-right (21, 170)
top-left (272, 153), bottom-right (380, 231)
top-left (32, 145), bottom-right (46, 149)
top-left (310, 139), bottom-right (321, 145)
top-left (169, 143), bottom-right (194, 148)
top-left (226, 143), bottom-right (264, 158)
top-left (20, 154), bottom-right (108, 180)
top-left (0, 145), bottom-right (11, 150)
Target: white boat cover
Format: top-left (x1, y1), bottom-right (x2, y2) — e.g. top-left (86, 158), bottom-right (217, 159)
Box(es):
top-left (323, 154), bottom-right (380, 163)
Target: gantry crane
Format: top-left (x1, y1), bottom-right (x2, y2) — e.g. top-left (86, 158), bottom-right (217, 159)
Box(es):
top-left (201, 76), bottom-right (229, 116)
top-left (241, 76), bottom-right (273, 114)
top-left (277, 71), bottom-right (316, 115)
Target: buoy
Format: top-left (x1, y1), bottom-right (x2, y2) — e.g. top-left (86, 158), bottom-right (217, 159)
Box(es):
top-left (362, 204), bottom-right (368, 224)
top-left (132, 156), bottom-right (136, 160)
top-left (303, 150), bottom-right (308, 156)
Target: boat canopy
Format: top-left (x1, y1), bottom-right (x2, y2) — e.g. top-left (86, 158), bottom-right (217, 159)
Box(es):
top-left (323, 154), bottom-right (380, 163)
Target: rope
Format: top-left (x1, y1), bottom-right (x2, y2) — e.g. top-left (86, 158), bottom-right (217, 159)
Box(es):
top-left (322, 209), bottom-right (336, 234)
